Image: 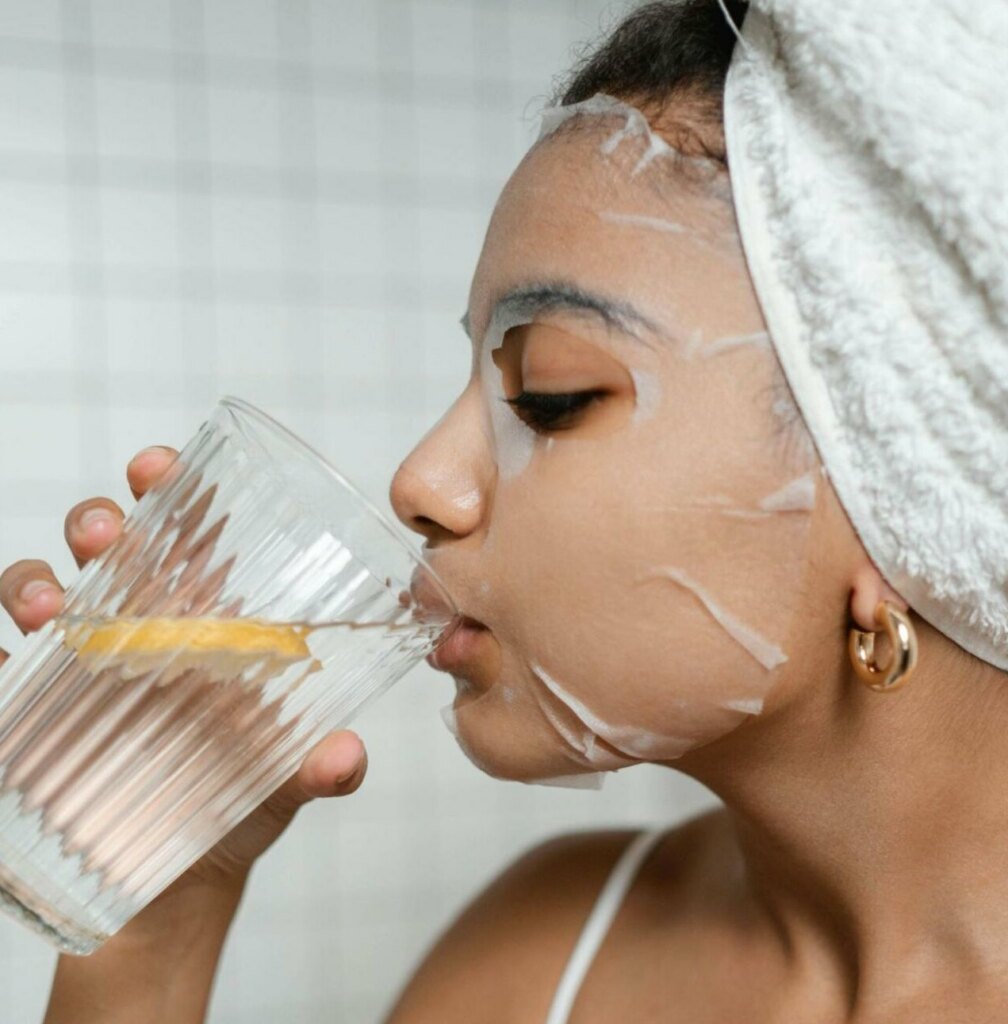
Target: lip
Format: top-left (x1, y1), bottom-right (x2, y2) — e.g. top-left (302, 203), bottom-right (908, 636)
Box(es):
top-left (427, 616), bottom-right (494, 675)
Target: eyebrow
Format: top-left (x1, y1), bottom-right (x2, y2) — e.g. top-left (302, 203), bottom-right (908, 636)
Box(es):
top-left (459, 281), bottom-right (661, 344)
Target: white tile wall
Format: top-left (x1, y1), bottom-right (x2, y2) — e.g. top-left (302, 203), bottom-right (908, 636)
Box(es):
top-left (0, 2), bottom-right (718, 1021)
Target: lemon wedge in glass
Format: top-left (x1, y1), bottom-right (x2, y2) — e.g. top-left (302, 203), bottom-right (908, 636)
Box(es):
top-left (60, 617), bottom-right (314, 683)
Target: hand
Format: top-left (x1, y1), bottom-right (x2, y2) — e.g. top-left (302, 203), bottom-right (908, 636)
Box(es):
top-left (0, 445), bottom-right (368, 908)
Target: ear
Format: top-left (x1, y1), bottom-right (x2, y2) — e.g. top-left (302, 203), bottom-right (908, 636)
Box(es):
top-left (849, 560), bottom-right (908, 632)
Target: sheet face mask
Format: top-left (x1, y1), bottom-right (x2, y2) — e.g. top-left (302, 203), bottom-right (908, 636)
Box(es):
top-left (428, 93), bottom-right (822, 789)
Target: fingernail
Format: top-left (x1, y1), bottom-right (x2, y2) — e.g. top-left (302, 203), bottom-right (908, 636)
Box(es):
top-left (338, 746), bottom-right (365, 780)
top-left (79, 508), bottom-right (116, 534)
top-left (19, 579), bottom-right (57, 604)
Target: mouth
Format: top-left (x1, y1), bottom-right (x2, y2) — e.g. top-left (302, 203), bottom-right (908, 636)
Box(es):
top-left (427, 615), bottom-right (496, 678)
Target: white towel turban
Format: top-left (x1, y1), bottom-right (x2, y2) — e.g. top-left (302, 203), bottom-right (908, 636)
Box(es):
top-left (723, 0), bottom-right (1008, 670)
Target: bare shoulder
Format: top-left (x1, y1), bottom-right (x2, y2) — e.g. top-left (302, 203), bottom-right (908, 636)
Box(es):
top-left (383, 808), bottom-right (728, 1024)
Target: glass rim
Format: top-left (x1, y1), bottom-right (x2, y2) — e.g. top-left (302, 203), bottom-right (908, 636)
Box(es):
top-left (217, 394), bottom-right (458, 620)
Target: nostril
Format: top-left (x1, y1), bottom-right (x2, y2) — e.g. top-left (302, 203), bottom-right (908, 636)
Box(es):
top-left (412, 514), bottom-right (452, 543)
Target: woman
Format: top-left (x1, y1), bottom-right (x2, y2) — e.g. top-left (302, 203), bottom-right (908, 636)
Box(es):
top-left (3, 1), bottom-right (1005, 1020)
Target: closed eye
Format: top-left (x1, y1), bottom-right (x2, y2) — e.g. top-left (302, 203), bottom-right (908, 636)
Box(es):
top-left (503, 390), bottom-right (606, 432)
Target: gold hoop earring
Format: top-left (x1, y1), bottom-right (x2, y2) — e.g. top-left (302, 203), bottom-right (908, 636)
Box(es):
top-left (848, 600), bottom-right (918, 692)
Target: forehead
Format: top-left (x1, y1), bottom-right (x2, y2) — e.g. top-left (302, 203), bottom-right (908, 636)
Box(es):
top-left (468, 112), bottom-right (758, 345)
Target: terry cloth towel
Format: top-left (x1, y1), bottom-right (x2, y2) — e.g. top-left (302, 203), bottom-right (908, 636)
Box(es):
top-left (723, 1), bottom-right (1008, 670)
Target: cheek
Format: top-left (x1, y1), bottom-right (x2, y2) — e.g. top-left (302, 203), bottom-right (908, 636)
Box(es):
top-left (480, 350), bottom-right (819, 759)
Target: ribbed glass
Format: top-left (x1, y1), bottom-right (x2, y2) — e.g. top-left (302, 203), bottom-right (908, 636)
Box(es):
top-left (0, 397), bottom-right (458, 955)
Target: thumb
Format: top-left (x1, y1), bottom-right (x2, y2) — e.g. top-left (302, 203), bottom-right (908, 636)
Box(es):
top-left (264, 731), bottom-right (367, 819)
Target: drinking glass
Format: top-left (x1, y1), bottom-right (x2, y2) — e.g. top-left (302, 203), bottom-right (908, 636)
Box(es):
top-left (0, 396), bottom-right (458, 954)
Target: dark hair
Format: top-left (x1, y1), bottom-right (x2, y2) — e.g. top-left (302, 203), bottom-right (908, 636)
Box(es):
top-left (551, 0), bottom-right (749, 164)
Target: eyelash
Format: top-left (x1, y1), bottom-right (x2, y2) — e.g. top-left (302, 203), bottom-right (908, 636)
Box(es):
top-left (503, 390), bottom-right (606, 432)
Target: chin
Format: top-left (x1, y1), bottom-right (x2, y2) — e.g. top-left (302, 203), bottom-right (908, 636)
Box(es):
top-left (440, 667), bottom-right (604, 781)
top-left (448, 710), bottom-right (590, 783)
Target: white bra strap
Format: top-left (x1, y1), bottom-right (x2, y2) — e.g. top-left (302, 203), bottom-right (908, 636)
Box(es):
top-left (544, 826), bottom-right (669, 1024)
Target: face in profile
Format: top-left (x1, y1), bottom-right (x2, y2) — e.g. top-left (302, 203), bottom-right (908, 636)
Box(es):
top-left (392, 98), bottom-right (823, 786)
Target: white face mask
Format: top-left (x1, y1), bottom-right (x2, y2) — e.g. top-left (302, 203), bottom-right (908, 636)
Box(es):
top-left (409, 93), bottom-right (821, 790)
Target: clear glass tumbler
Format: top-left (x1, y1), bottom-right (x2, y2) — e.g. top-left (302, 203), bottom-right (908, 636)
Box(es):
top-left (0, 396), bottom-right (458, 954)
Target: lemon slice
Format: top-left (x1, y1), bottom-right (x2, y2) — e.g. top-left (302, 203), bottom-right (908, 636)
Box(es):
top-left (60, 617), bottom-right (313, 683)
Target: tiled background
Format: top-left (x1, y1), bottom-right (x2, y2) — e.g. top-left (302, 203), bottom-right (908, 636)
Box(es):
top-left (0, 2), bottom-right (716, 1020)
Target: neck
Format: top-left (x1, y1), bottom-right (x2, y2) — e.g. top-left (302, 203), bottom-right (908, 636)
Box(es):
top-left (677, 619), bottom-right (1008, 1012)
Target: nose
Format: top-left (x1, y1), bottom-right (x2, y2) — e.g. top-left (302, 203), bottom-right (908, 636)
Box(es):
top-left (390, 385), bottom-right (491, 545)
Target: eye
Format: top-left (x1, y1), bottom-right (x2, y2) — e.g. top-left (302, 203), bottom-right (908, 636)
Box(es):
top-left (504, 390), bottom-right (606, 432)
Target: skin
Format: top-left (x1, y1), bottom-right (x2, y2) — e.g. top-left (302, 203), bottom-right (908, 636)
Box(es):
top-left (2, 111), bottom-right (1005, 1023)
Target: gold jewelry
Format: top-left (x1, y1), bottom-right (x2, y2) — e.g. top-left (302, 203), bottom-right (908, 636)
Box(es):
top-left (848, 600), bottom-right (918, 692)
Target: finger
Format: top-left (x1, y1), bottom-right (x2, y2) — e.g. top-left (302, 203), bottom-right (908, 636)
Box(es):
top-left (0, 560), bottom-right (65, 634)
top-left (298, 730), bottom-right (368, 799)
top-left (269, 731), bottom-right (367, 817)
top-left (64, 498), bottom-right (125, 569)
top-left (0, 648), bottom-right (8, 669)
top-left (126, 446), bottom-right (179, 501)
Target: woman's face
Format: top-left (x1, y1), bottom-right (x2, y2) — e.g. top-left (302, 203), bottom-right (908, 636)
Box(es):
top-left (392, 99), bottom-right (825, 786)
